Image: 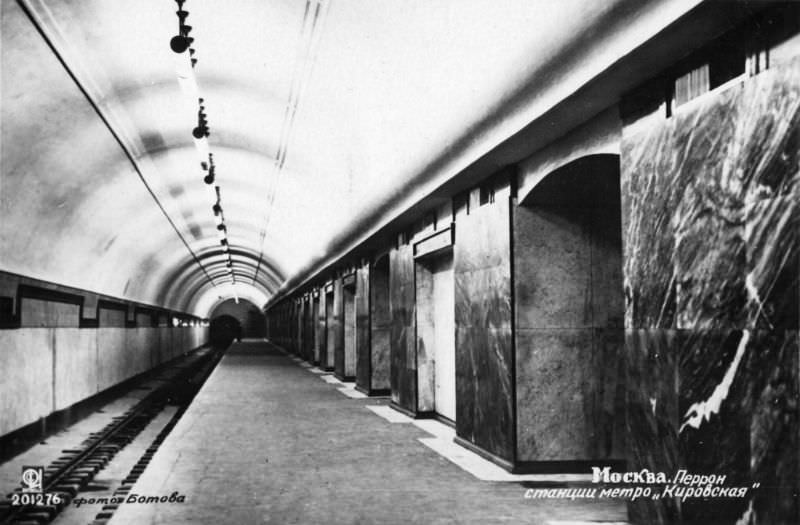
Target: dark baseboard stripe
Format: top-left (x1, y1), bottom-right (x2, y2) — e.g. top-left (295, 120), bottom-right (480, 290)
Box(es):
top-left (453, 436), bottom-right (515, 472)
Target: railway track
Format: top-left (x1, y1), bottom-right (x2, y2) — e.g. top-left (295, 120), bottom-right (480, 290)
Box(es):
top-left (0, 346), bottom-right (224, 525)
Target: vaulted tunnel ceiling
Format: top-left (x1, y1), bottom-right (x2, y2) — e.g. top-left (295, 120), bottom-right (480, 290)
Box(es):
top-left (1, 0), bottom-right (707, 315)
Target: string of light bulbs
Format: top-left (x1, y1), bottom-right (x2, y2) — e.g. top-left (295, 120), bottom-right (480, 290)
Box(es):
top-left (169, 0), bottom-right (238, 303)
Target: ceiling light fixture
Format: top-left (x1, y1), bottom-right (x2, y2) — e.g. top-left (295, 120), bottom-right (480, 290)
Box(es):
top-left (169, 1), bottom-right (193, 54)
top-left (169, 0), bottom-right (237, 292)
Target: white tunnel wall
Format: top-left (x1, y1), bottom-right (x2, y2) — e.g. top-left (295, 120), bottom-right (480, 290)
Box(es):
top-left (0, 324), bottom-right (207, 437)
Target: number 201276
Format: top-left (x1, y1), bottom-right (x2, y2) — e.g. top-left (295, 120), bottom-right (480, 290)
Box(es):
top-left (11, 492), bottom-right (63, 506)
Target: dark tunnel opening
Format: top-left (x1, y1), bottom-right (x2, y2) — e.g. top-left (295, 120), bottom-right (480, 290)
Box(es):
top-left (209, 298), bottom-right (266, 348)
top-left (209, 314), bottom-right (242, 349)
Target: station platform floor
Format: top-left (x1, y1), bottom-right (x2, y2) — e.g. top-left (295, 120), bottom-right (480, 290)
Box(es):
top-left (109, 341), bottom-right (628, 525)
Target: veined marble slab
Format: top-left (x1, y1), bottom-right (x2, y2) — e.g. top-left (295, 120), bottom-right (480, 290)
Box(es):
top-left (621, 59), bottom-right (800, 525)
top-left (389, 244), bottom-right (417, 412)
top-left (454, 199), bottom-right (515, 462)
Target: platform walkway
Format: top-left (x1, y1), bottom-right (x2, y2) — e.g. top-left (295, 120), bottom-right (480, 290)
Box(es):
top-left (109, 341), bottom-right (627, 525)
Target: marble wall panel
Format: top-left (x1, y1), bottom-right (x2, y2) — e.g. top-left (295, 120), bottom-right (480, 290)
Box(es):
top-left (124, 329), bottom-right (144, 376)
top-left (324, 291), bottom-right (335, 369)
top-left (625, 329), bottom-right (681, 525)
top-left (355, 265), bottom-right (371, 390)
top-left (622, 60), bottom-right (800, 525)
top-left (370, 257), bottom-right (392, 392)
top-left (157, 327), bottom-right (170, 365)
top-left (133, 329), bottom-right (147, 374)
top-left (746, 330), bottom-right (799, 524)
top-left (515, 327), bottom-right (625, 463)
top-left (304, 297), bottom-right (315, 361)
top-left (296, 301), bottom-right (304, 357)
top-left (314, 295), bottom-right (324, 365)
top-left (146, 328), bottom-right (159, 369)
top-left (513, 180), bottom-right (625, 465)
top-left (677, 330), bottom-right (753, 524)
top-left (52, 328), bottom-right (97, 411)
top-left (371, 329), bottom-right (391, 391)
top-left (173, 328), bottom-right (184, 358)
top-left (341, 284), bottom-right (357, 379)
top-left (296, 302), bottom-right (304, 355)
top-left (592, 327), bottom-right (627, 459)
top-left (415, 261), bottom-right (436, 413)
top-left (99, 307), bottom-right (126, 328)
top-left (591, 204), bottom-right (625, 329)
top-left (515, 328), bottom-right (593, 460)
top-left (389, 244), bottom-right (416, 411)
top-left (333, 279), bottom-right (344, 371)
top-left (96, 327), bottom-right (127, 389)
top-left (335, 296), bottom-right (344, 375)
top-left (20, 299), bottom-right (80, 327)
top-left (514, 206), bottom-right (592, 330)
top-left (454, 198), bottom-right (514, 462)
top-left (163, 328), bottom-right (175, 361)
top-left (744, 195), bottom-right (798, 331)
top-left (334, 299), bottom-right (343, 372)
top-left (622, 100), bottom-right (743, 330)
top-left (0, 329), bottom-right (54, 436)
top-left (0, 325), bottom-right (204, 438)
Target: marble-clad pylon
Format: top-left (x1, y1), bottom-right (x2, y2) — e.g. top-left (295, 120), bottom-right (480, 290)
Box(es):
top-left (621, 59), bottom-right (799, 525)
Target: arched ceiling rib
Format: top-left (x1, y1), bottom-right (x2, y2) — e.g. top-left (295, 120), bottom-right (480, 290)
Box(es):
top-left (156, 248), bottom-right (285, 311)
top-left (195, 284), bottom-right (270, 318)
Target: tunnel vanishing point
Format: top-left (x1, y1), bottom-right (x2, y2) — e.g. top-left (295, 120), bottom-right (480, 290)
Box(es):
top-left (1, 1), bottom-right (799, 524)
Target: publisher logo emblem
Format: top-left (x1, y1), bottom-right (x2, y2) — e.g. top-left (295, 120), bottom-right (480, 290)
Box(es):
top-left (21, 466), bottom-right (43, 493)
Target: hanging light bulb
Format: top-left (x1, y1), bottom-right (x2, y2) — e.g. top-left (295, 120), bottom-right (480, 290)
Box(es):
top-left (193, 104), bottom-right (209, 138)
top-left (171, 2), bottom-right (199, 104)
top-left (170, 9), bottom-right (193, 53)
top-left (170, 35), bottom-right (190, 53)
top-left (171, 0), bottom-right (235, 289)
